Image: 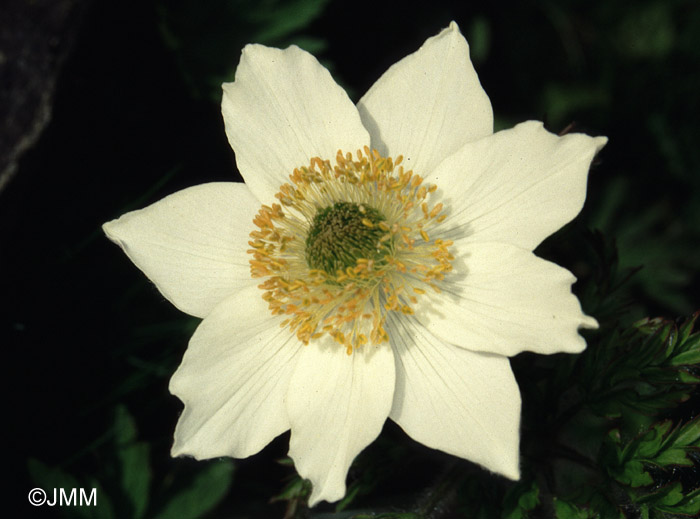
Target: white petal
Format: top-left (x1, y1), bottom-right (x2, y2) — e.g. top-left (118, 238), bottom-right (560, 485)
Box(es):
top-left (418, 241), bottom-right (597, 357)
top-left (103, 183), bottom-right (258, 318)
top-left (388, 313), bottom-right (521, 480)
top-left (357, 21), bottom-right (492, 175)
top-left (222, 44), bottom-right (370, 204)
top-left (170, 284), bottom-right (301, 459)
top-left (429, 121), bottom-right (607, 250)
top-left (287, 340), bottom-right (395, 506)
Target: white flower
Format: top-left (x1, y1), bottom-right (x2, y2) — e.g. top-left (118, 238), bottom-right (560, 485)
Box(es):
top-left (103, 22), bottom-right (606, 506)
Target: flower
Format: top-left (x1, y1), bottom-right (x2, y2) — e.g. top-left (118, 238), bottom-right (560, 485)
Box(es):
top-left (103, 22), bottom-right (606, 506)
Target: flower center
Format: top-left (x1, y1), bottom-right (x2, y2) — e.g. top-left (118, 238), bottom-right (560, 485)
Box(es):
top-left (305, 202), bottom-right (388, 275)
top-left (247, 148), bottom-right (453, 354)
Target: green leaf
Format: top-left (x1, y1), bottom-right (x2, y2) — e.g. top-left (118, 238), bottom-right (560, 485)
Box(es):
top-left (677, 313), bottom-right (698, 344)
top-left (674, 416), bottom-right (700, 447)
top-left (669, 349), bottom-right (700, 366)
top-left (643, 417), bottom-right (699, 467)
top-left (114, 406), bottom-right (151, 519)
top-left (587, 314), bottom-right (699, 446)
top-left (270, 476), bottom-right (310, 503)
top-left (679, 370), bottom-right (700, 383)
top-left (335, 482), bottom-right (361, 512)
top-left (665, 487), bottom-right (700, 515)
top-left (502, 480), bottom-right (539, 519)
top-left (636, 422), bottom-right (672, 458)
top-left (658, 482), bottom-right (684, 507)
top-left (635, 317), bottom-right (665, 335)
top-left (670, 314), bottom-right (699, 363)
top-left (653, 448), bottom-right (692, 466)
top-left (87, 480), bottom-right (116, 519)
top-left (679, 333), bottom-right (700, 354)
top-left (553, 498), bottom-right (597, 519)
top-left (153, 460), bottom-right (234, 519)
top-left (617, 460), bottom-right (654, 487)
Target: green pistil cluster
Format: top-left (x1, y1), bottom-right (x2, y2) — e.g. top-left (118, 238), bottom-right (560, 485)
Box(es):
top-left (306, 202), bottom-right (387, 275)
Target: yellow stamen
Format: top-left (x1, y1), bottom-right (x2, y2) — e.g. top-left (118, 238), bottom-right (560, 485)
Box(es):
top-left (247, 148), bottom-right (453, 354)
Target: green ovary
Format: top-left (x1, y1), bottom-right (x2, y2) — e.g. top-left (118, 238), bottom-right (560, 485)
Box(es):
top-left (305, 202), bottom-right (388, 275)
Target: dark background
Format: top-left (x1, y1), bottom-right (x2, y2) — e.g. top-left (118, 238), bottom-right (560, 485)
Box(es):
top-left (3, 0), bottom-right (699, 517)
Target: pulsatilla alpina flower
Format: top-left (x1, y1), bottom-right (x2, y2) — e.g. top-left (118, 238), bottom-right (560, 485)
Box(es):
top-left (104, 22), bottom-right (606, 506)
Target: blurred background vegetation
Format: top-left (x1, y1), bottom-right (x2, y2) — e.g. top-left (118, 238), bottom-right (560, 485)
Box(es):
top-left (3, 0), bottom-right (698, 517)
